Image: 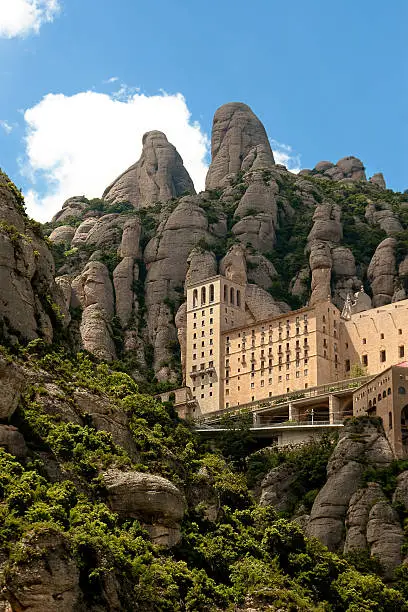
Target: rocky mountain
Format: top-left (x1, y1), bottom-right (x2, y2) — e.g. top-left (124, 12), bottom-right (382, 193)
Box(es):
top-left (1, 110), bottom-right (408, 607)
top-left (28, 101), bottom-right (406, 386)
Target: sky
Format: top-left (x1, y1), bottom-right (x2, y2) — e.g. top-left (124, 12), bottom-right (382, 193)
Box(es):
top-left (0, 0), bottom-right (406, 221)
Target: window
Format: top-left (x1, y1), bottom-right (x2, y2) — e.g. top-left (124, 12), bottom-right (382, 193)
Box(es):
top-left (201, 287), bottom-right (206, 305)
top-left (209, 284), bottom-right (214, 302)
top-left (226, 402), bottom-right (229, 408)
top-left (399, 328), bottom-right (402, 335)
top-left (210, 307), bottom-right (213, 314)
top-left (400, 346), bottom-right (405, 358)
top-left (380, 333), bottom-right (384, 339)
top-left (380, 350), bottom-right (386, 363)
top-left (226, 389), bottom-right (229, 396)
top-left (201, 341), bottom-right (204, 347)
top-left (296, 371), bottom-right (300, 378)
top-left (193, 354), bottom-right (197, 360)
top-left (278, 376), bottom-right (282, 382)
top-left (193, 289), bottom-right (198, 308)
top-left (286, 374), bottom-right (290, 380)
top-left (193, 323), bottom-right (197, 329)
top-left (251, 382), bottom-right (254, 389)
top-left (389, 411), bottom-right (393, 429)
top-left (237, 289), bottom-right (241, 307)
top-left (230, 287), bottom-right (234, 305)
top-left (362, 355), bottom-right (368, 367)
top-left (210, 329), bottom-right (213, 335)
top-left (388, 387), bottom-right (391, 395)
top-left (398, 387), bottom-right (406, 395)
top-left (193, 333), bottom-right (197, 339)
top-left (210, 318), bottom-right (213, 324)
top-left (304, 369), bottom-right (308, 376)
top-left (345, 359), bottom-right (350, 372)
top-left (193, 343), bottom-right (197, 349)
top-left (269, 378), bottom-right (272, 384)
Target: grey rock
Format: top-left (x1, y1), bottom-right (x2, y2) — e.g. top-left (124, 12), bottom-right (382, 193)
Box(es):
top-left (366, 500), bottom-right (404, 579)
top-left (0, 356), bottom-right (26, 420)
top-left (103, 131), bottom-right (195, 209)
top-left (0, 425), bottom-right (27, 458)
top-left (260, 463), bottom-right (299, 512)
top-left (102, 469), bottom-right (185, 547)
top-left (3, 528), bottom-right (81, 612)
top-left (219, 244), bottom-right (247, 285)
top-left (185, 247), bottom-right (217, 289)
top-left (344, 483), bottom-right (385, 554)
top-left (52, 195), bottom-right (88, 223)
top-left (48, 225), bottom-right (75, 244)
top-left (392, 471), bottom-right (408, 512)
top-left (368, 237), bottom-right (397, 306)
top-left (71, 217), bottom-right (99, 246)
top-left (369, 173), bottom-right (386, 189)
top-left (205, 103), bottom-right (274, 190)
top-left (113, 256), bottom-right (139, 327)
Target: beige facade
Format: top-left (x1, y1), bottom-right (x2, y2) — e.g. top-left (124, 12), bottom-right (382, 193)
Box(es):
top-left (182, 275), bottom-right (408, 418)
top-left (353, 365), bottom-right (408, 457)
top-left (341, 300), bottom-right (408, 378)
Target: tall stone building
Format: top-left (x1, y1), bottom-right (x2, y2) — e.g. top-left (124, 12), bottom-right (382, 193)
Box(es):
top-left (179, 274), bottom-right (408, 418)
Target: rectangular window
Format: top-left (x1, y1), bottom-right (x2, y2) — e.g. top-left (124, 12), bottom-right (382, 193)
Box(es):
top-left (296, 371), bottom-right (300, 378)
top-left (362, 355), bottom-right (368, 367)
top-left (380, 350), bottom-right (386, 362)
top-left (304, 369), bottom-right (308, 376)
top-left (400, 346), bottom-right (405, 358)
top-left (226, 389), bottom-right (229, 396)
top-left (251, 382), bottom-right (254, 389)
top-left (345, 359), bottom-right (350, 372)
top-left (278, 376), bottom-right (282, 382)
top-left (286, 374), bottom-right (290, 380)
top-left (269, 378), bottom-right (272, 384)
top-left (261, 380), bottom-right (264, 387)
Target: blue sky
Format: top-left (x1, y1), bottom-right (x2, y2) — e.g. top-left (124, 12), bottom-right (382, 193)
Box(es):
top-left (0, 0), bottom-right (406, 220)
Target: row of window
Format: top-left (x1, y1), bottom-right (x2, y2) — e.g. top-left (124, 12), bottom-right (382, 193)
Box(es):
top-left (192, 285), bottom-right (242, 308)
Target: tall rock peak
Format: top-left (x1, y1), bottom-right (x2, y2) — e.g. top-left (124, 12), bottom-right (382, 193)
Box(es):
top-left (205, 102), bottom-right (275, 189)
top-left (103, 130), bottom-right (195, 209)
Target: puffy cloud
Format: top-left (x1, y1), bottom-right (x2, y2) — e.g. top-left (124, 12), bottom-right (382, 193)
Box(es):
top-left (271, 139), bottom-right (301, 174)
top-left (22, 89), bottom-right (210, 221)
top-left (0, 0), bottom-right (60, 38)
top-left (0, 120), bottom-right (13, 134)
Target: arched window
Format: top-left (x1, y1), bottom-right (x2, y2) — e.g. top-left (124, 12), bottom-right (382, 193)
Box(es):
top-left (388, 388), bottom-right (392, 395)
top-left (389, 411), bottom-right (393, 429)
top-left (398, 387), bottom-right (406, 395)
top-left (223, 285), bottom-right (227, 303)
top-left (237, 289), bottom-right (241, 307)
top-left (373, 397), bottom-right (376, 405)
top-left (383, 390), bottom-right (387, 399)
top-left (230, 287), bottom-right (234, 305)
top-left (209, 284), bottom-right (214, 302)
top-left (368, 400), bottom-right (372, 408)
top-left (378, 393), bottom-right (382, 402)
top-left (201, 287), bottom-right (206, 305)
top-left (193, 289), bottom-right (198, 308)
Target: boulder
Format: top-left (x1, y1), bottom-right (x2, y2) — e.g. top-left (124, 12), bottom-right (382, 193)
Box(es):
top-left (0, 357), bottom-right (26, 420)
top-left (260, 463), bottom-right (299, 512)
top-left (103, 131), bottom-right (195, 209)
top-left (366, 500), bottom-right (404, 579)
top-left (118, 217), bottom-right (141, 258)
top-left (185, 247), bottom-right (217, 288)
top-left (51, 195), bottom-right (88, 223)
top-left (306, 419), bottom-right (394, 551)
top-left (369, 173), bottom-right (386, 189)
top-left (367, 238), bottom-right (397, 306)
top-left (113, 256), bottom-right (139, 327)
top-left (392, 470), bottom-right (408, 512)
top-left (3, 528), bottom-right (81, 612)
top-left (0, 425), bottom-right (27, 458)
top-left (102, 469), bottom-right (186, 547)
top-left (71, 217), bottom-right (99, 246)
top-left (219, 244), bottom-right (247, 285)
top-left (79, 303), bottom-right (116, 362)
top-left (48, 225), bottom-right (75, 244)
top-left (85, 213), bottom-right (126, 249)
top-left (205, 102), bottom-right (274, 190)
top-left (344, 483), bottom-right (385, 554)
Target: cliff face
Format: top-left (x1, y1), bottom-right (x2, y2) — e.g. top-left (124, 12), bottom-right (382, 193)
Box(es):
top-left (3, 102), bottom-right (407, 384)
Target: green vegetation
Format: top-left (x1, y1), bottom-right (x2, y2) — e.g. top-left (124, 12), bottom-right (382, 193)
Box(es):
top-left (1, 345), bottom-right (408, 609)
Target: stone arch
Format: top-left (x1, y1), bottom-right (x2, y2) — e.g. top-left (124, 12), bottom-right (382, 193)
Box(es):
top-left (209, 284), bottom-right (214, 302)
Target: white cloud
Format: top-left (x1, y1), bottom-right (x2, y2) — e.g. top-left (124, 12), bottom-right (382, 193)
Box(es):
top-left (0, 120), bottom-right (13, 134)
top-left (0, 0), bottom-right (60, 38)
top-left (270, 139), bottom-right (301, 174)
top-left (22, 89), bottom-right (210, 221)
top-left (103, 76), bottom-right (119, 84)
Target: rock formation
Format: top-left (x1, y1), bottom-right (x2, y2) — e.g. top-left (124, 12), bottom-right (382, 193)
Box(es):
top-left (367, 238), bottom-right (397, 306)
top-left (103, 131), bottom-right (195, 208)
top-left (0, 172), bottom-right (69, 345)
top-left (306, 419), bottom-right (395, 555)
top-left (205, 102), bottom-right (275, 189)
top-left (102, 469), bottom-right (186, 546)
